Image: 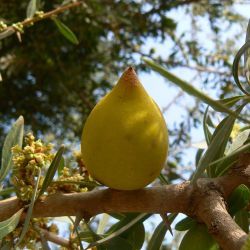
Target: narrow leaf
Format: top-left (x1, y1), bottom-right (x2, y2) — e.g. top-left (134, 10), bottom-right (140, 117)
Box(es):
top-left (99, 236), bottom-right (133, 250)
top-left (203, 106), bottom-right (213, 146)
top-left (227, 129), bottom-right (250, 155)
top-left (79, 231), bottom-right (101, 243)
top-left (68, 216), bottom-right (84, 250)
top-left (0, 116), bottom-right (24, 183)
top-left (143, 58), bottom-right (250, 124)
top-left (18, 168), bottom-right (41, 245)
top-left (87, 213), bottom-right (148, 249)
top-left (38, 145), bottom-right (65, 197)
top-left (175, 216), bottom-right (197, 231)
top-left (52, 179), bottom-right (99, 189)
top-left (0, 208), bottom-right (23, 240)
top-left (232, 40), bottom-right (250, 95)
top-left (53, 18), bottom-right (79, 45)
top-left (57, 155), bottom-right (65, 176)
top-left (195, 148), bottom-right (204, 168)
top-left (0, 187), bottom-right (15, 196)
top-left (158, 173), bottom-right (169, 184)
top-left (26, 0), bottom-right (37, 18)
top-left (121, 222), bottom-right (145, 250)
top-left (212, 142), bottom-right (250, 176)
top-left (192, 106), bottom-right (243, 181)
top-left (106, 213), bottom-right (149, 235)
top-left (147, 214), bottom-right (177, 250)
top-left (235, 210), bottom-right (249, 233)
top-left (244, 20), bottom-right (250, 83)
top-left (228, 185), bottom-right (250, 215)
top-left (219, 96), bottom-right (245, 108)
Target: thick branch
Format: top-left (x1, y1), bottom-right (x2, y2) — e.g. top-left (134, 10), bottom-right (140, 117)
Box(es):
top-left (0, 183), bottom-right (191, 220)
top-left (0, 154), bottom-right (249, 250)
top-left (197, 188), bottom-right (247, 250)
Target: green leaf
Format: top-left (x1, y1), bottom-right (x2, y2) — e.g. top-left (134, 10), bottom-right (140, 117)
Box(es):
top-left (26, 0), bottom-right (37, 18)
top-left (57, 155), bottom-right (65, 176)
top-left (18, 168), bottom-right (41, 245)
top-left (143, 58), bottom-right (250, 124)
top-left (233, 39), bottom-right (250, 95)
top-left (147, 214), bottom-right (177, 250)
top-left (228, 185), bottom-right (250, 216)
top-left (213, 142), bottom-right (250, 176)
top-left (227, 129), bottom-right (250, 155)
top-left (218, 96), bottom-right (245, 108)
top-left (79, 230), bottom-right (101, 243)
top-left (0, 208), bottom-right (23, 240)
top-left (147, 221), bottom-right (167, 250)
top-left (179, 224), bottom-right (217, 250)
top-left (175, 216), bottom-right (197, 231)
top-left (235, 210), bottom-right (249, 233)
top-left (78, 219), bottom-right (102, 244)
top-left (88, 213), bottom-right (149, 249)
top-left (108, 213), bottom-right (125, 220)
top-left (73, 219), bottom-right (84, 250)
top-left (52, 179), bottom-right (99, 189)
top-left (203, 106), bottom-right (213, 146)
top-left (106, 213), bottom-right (149, 235)
top-left (158, 173), bottom-right (169, 184)
top-left (98, 236), bottom-right (133, 250)
top-left (38, 145), bottom-right (65, 197)
top-left (195, 148), bottom-right (204, 168)
top-left (53, 18), bottom-right (79, 45)
top-left (0, 187), bottom-right (15, 196)
top-left (121, 222), bottom-right (145, 250)
top-left (192, 105), bottom-right (244, 181)
top-left (0, 116), bottom-right (24, 183)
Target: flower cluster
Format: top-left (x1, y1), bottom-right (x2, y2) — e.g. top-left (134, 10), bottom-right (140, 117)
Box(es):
top-left (8, 133), bottom-right (96, 249)
top-left (12, 132), bottom-right (53, 201)
top-left (5, 218), bottom-right (58, 249)
top-left (48, 166), bottom-right (88, 194)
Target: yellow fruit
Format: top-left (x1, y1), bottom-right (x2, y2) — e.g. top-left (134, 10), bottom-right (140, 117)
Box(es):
top-left (81, 67), bottom-right (168, 190)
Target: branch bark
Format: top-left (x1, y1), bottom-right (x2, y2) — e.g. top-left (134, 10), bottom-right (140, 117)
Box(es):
top-left (0, 154), bottom-right (250, 250)
top-left (39, 228), bottom-right (70, 248)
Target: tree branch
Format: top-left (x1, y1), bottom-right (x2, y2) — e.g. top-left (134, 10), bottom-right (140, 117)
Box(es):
top-left (0, 1), bottom-right (84, 40)
top-left (0, 154), bottom-right (250, 250)
top-left (39, 228), bottom-right (70, 247)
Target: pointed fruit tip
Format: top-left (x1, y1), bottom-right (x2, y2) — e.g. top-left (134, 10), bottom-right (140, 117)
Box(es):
top-left (119, 66), bottom-right (140, 86)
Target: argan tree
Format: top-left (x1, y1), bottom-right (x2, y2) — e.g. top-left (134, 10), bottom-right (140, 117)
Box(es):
top-left (1, 1), bottom-right (250, 250)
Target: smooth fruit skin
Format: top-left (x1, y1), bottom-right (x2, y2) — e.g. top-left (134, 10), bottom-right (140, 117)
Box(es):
top-left (81, 67), bottom-right (168, 190)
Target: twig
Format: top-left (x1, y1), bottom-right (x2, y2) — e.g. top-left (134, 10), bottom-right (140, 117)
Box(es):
top-left (0, 1), bottom-right (83, 40)
top-left (179, 63), bottom-right (231, 76)
top-left (162, 91), bottom-right (184, 113)
top-left (39, 228), bottom-right (70, 247)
